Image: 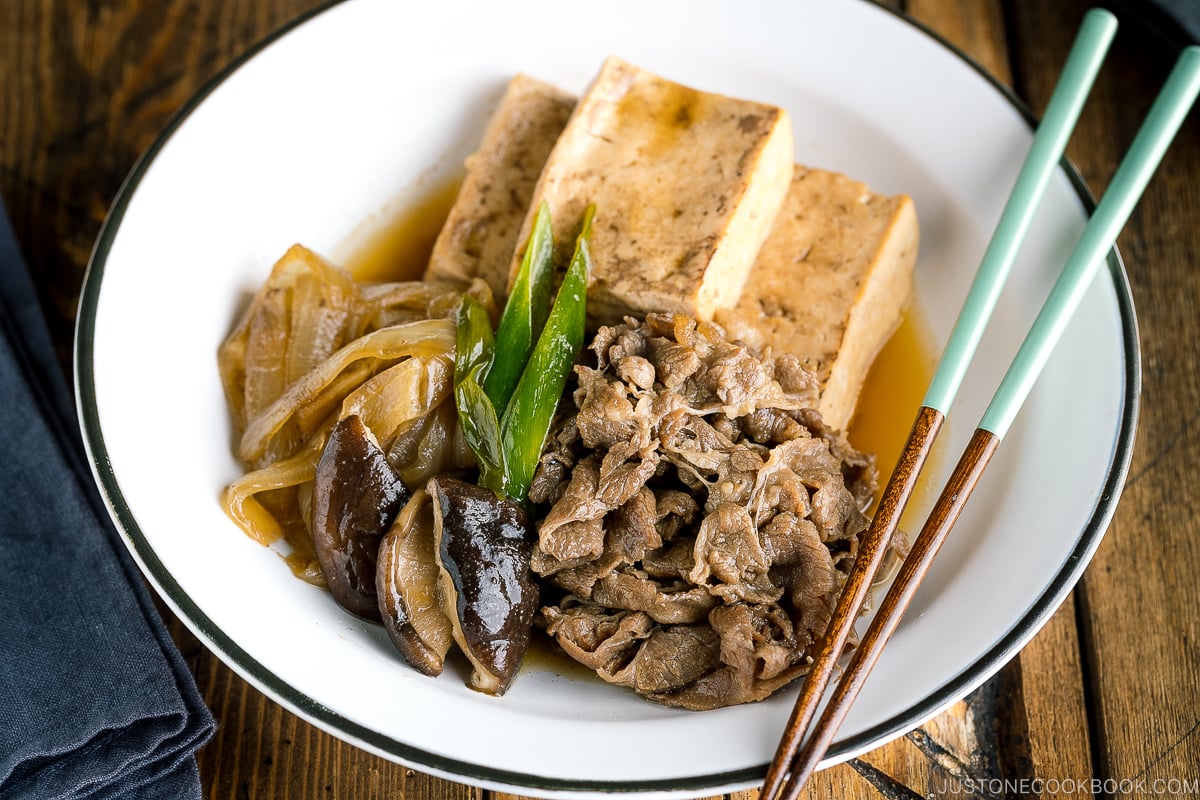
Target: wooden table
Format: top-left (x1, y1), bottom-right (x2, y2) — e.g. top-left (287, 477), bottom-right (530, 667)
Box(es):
top-left (3, 1), bottom-right (1198, 797)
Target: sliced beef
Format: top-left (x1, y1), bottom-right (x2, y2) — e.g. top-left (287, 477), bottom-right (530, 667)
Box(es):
top-left (590, 570), bottom-right (719, 625)
top-left (541, 601), bottom-right (653, 673)
top-left (532, 313), bottom-right (878, 710)
top-left (603, 625), bottom-right (722, 693)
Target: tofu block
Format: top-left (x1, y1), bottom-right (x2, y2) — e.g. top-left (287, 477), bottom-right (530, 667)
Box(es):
top-left (425, 74), bottom-right (576, 299)
top-left (430, 70), bottom-right (917, 431)
top-left (714, 168), bottom-right (919, 431)
top-left (510, 56), bottom-right (794, 325)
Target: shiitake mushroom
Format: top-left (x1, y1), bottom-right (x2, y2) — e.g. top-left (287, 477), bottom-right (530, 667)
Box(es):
top-left (312, 414), bottom-right (409, 620)
top-left (428, 475), bottom-right (538, 696)
top-left (375, 489), bottom-right (454, 676)
top-left (316, 432), bottom-right (538, 692)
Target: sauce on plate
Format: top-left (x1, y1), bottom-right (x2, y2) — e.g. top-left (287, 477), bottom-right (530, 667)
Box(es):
top-left (338, 178), bottom-right (462, 283)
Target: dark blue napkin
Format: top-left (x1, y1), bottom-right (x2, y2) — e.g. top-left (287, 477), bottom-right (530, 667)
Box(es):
top-left (1116, 0), bottom-right (1200, 48)
top-left (0, 198), bottom-right (214, 799)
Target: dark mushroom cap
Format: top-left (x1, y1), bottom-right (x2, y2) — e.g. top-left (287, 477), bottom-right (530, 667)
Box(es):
top-left (312, 415), bottom-right (409, 620)
top-left (430, 475), bottom-right (538, 695)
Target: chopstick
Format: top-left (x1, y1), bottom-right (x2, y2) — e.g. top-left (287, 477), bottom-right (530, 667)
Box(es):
top-left (765, 40), bottom-right (1200, 800)
top-left (760, 9), bottom-right (1118, 800)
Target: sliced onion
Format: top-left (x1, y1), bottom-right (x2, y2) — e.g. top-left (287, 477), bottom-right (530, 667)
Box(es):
top-left (239, 318), bottom-right (455, 466)
top-left (222, 447), bottom-right (320, 546)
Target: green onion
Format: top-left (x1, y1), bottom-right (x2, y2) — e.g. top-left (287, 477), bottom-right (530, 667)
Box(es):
top-left (485, 201), bottom-right (554, 413)
top-left (454, 293), bottom-right (495, 386)
top-left (453, 295), bottom-right (508, 497)
top-left (452, 205), bottom-right (594, 506)
top-left (500, 205), bottom-right (594, 502)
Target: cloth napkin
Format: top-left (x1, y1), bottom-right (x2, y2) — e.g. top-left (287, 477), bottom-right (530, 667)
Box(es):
top-left (0, 198), bottom-right (214, 799)
top-left (1123, 0), bottom-right (1200, 48)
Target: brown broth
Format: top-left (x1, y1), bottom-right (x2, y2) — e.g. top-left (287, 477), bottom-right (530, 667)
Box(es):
top-left (847, 309), bottom-right (941, 526)
top-left (520, 630), bottom-right (597, 679)
top-left (337, 178), bottom-right (462, 282)
top-left (848, 313), bottom-right (932, 474)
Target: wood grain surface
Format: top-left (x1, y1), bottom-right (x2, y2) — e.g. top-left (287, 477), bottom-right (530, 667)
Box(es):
top-left (3, 1), bottom-right (1198, 797)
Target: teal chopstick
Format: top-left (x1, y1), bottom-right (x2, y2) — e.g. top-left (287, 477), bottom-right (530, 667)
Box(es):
top-left (760, 14), bottom-right (1119, 800)
top-left (981, 44), bottom-right (1200, 437)
top-left (774, 44), bottom-right (1200, 800)
top-left (922, 8), bottom-right (1117, 415)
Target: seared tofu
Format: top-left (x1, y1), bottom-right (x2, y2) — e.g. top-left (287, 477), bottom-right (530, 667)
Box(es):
top-left (431, 68), bottom-right (917, 431)
top-left (425, 74), bottom-right (576, 300)
top-left (510, 56), bottom-right (794, 325)
top-left (714, 168), bottom-right (919, 431)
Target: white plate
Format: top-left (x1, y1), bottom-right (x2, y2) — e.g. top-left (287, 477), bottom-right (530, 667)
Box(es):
top-left (75, 0), bottom-right (1137, 795)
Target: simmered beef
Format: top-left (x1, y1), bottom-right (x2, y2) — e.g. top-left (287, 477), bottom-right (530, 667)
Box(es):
top-left (532, 313), bottom-right (876, 710)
